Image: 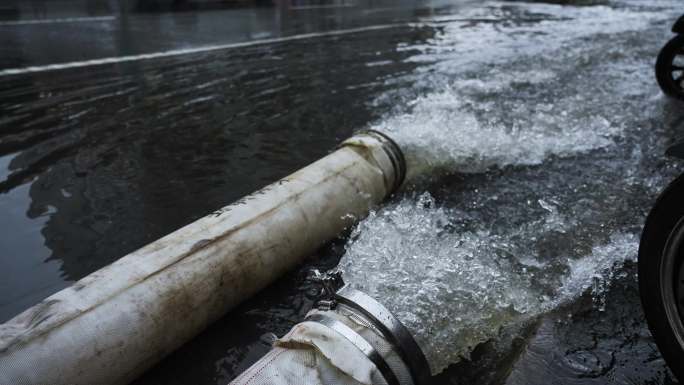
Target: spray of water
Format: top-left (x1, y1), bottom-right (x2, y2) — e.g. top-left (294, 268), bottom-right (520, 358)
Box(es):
top-left (371, 1), bottom-right (668, 177)
top-left (339, 194), bottom-right (638, 372)
top-left (337, 0), bottom-right (680, 373)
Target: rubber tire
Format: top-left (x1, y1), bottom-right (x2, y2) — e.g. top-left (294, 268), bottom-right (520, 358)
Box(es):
top-left (656, 34), bottom-right (684, 100)
top-left (639, 172), bottom-right (684, 382)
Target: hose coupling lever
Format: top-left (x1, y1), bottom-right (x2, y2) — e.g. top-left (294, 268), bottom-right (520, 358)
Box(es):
top-left (309, 269), bottom-right (345, 311)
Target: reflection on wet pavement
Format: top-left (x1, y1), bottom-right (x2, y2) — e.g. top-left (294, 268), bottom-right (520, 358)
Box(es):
top-left (0, 21), bottom-right (432, 322)
top-left (0, 0), bottom-right (465, 71)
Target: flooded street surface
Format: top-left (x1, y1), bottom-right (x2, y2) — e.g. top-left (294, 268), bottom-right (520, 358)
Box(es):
top-left (1, 0), bottom-right (684, 384)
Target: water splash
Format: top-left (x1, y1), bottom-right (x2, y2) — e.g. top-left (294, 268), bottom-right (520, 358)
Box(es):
top-left (338, 0), bottom-right (677, 374)
top-left (339, 194), bottom-right (638, 373)
top-left (556, 233), bottom-right (639, 313)
top-left (369, 2), bottom-right (673, 178)
top-left (373, 85), bottom-right (619, 177)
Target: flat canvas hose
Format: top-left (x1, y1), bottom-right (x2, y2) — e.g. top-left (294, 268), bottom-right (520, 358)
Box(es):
top-left (230, 275), bottom-right (430, 385)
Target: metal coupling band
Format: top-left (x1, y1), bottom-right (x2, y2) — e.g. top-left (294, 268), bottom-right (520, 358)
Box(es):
top-left (334, 285), bottom-right (431, 385)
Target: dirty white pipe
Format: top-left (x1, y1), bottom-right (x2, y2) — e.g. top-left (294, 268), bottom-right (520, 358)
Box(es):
top-left (0, 131), bottom-right (405, 385)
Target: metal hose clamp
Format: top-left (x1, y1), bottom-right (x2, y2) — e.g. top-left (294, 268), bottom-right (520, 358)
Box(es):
top-left (340, 130), bottom-right (407, 193)
top-left (362, 130), bottom-right (407, 193)
top-left (334, 285), bottom-right (431, 385)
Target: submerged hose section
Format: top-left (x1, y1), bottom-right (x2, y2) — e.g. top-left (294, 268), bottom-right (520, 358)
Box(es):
top-left (0, 131), bottom-right (406, 385)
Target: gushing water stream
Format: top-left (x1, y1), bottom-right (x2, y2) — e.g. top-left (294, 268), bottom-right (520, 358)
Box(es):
top-left (338, 0), bottom-right (683, 373)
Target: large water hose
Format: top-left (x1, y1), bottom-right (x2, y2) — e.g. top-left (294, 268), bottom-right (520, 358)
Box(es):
top-left (230, 278), bottom-right (431, 385)
top-left (0, 131), bottom-right (406, 385)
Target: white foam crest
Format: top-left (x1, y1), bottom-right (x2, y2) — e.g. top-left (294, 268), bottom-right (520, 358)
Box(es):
top-left (374, 86), bottom-right (619, 176)
top-left (553, 233), bottom-right (638, 312)
top-left (338, 0), bottom-right (673, 374)
top-left (338, 193), bottom-right (638, 373)
top-left (408, 3), bottom-right (660, 70)
top-left (370, 2), bottom-right (672, 176)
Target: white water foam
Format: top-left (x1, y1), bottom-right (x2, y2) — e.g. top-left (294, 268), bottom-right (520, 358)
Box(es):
top-left (337, 0), bottom-right (677, 373)
top-left (339, 194), bottom-right (638, 372)
top-left (373, 85), bottom-right (619, 177)
top-left (370, 2), bottom-right (671, 177)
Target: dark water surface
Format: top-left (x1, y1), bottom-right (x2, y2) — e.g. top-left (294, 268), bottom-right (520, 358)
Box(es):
top-left (1, 0), bottom-right (684, 384)
top-left (0, 4), bottom-right (445, 316)
top-left (0, 0), bottom-right (460, 70)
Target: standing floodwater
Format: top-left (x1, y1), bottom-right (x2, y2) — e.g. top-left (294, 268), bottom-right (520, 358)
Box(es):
top-left (0, 0), bottom-right (683, 384)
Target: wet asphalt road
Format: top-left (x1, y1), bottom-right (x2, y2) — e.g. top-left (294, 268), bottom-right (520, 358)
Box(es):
top-left (1, 0), bottom-right (684, 384)
top-left (0, 1), bottom-right (456, 383)
top-left (0, 0), bottom-right (452, 324)
top-left (0, 0), bottom-right (458, 71)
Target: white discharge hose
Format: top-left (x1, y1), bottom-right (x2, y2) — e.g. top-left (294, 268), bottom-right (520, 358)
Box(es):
top-left (0, 131), bottom-right (406, 385)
